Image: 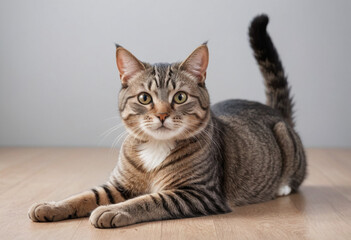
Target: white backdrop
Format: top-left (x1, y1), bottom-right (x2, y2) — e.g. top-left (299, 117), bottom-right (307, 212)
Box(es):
top-left (1, 0), bottom-right (350, 147)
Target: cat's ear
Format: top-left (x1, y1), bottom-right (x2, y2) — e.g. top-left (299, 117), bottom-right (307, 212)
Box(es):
top-left (179, 43), bottom-right (209, 83)
top-left (116, 45), bottom-right (145, 86)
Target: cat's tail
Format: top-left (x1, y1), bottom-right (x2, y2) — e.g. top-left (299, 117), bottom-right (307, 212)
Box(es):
top-left (249, 14), bottom-right (295, 127)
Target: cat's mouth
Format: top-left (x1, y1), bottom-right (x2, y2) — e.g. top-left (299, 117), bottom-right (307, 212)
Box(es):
top-left (156, 125), bottom-right (171, 131)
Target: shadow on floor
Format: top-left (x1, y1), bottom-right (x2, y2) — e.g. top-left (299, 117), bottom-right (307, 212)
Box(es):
top-left (220, 184), bottom-right (351, 219)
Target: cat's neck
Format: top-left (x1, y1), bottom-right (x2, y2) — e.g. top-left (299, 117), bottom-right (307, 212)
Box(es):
top-left (137, 139), bottom-right (176, 172)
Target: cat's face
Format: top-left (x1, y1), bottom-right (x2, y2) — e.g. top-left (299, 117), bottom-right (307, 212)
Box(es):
top-left (117, 44), bottom-right (210, 141)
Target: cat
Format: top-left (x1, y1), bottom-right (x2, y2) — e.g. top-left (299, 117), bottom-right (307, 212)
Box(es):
top-left (28, 14), bottom-right (306, 228)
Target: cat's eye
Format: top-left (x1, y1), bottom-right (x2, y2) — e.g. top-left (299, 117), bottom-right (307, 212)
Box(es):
top-left (173, 91), bottom-right (188, 104)
top-left (138, 92), bottom-right (152, 105)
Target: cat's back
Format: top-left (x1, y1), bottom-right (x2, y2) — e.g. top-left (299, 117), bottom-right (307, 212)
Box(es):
top-left (212, 99), bottom-right (282, 125)
top-left (211, 99), bottom-right (284, 151)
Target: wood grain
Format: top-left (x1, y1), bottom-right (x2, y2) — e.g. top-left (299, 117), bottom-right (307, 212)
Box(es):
top-left (0, 148), bottom-right (350, 240)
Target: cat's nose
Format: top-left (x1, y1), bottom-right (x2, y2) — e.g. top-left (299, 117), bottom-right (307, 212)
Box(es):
top-left (156, 112), bottom-right (169, 123)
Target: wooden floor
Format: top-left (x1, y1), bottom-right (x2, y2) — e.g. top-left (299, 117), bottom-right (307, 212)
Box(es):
top-left (0, 148), bottom-right (350, 240)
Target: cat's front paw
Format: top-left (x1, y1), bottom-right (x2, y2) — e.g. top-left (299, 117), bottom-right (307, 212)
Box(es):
top-left (89, 205), bottom-right (132, 228)
top-left (28, 202), bottom-right (72, 222)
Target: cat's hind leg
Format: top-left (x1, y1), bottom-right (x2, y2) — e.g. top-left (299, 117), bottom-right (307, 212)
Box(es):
top-left (273, 121), bottom-right (295, 197)
top-left (28, 182), bottom-right (125, 222)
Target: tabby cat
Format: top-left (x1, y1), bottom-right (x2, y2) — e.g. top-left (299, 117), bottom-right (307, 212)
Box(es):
top-left (28, 15), bottom-right (306, 228)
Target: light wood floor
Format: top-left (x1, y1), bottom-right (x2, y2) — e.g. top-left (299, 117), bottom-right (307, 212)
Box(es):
top-left (0, 148), bottom-right (350, 240)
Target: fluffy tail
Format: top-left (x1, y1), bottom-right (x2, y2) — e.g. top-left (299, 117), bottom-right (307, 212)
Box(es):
top-left (249, 14), bottom-right (295, 127)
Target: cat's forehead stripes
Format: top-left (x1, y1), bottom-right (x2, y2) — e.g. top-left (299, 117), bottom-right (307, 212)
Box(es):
top-left (154, 64), bottom-right (169, 89)
top-left (145, 64), bottom-right (178, 102)
top-left (148, 64), bottom-right (176, 91)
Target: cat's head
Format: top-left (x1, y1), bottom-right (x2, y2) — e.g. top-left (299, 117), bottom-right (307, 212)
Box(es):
top-left (117, 44), bottom-right (210, 141)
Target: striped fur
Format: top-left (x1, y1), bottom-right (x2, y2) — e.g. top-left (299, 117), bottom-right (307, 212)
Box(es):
top-left (28, 14), bottom-right (306, 228)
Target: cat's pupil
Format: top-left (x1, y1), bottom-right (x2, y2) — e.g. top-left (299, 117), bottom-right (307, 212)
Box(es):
top-left (178, 94), bottom-right (183, 101)
top-left (143, 95), bottom-right (147, 101)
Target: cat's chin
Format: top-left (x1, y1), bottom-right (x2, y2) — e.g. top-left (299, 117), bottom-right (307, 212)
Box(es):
top-left (145, 127), bottom-right (185, 141)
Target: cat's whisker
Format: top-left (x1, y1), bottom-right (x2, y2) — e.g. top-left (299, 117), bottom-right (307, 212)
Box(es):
top-left (183, 122), bottom-right (222, 153)
top-left (101, 115), bottom-right (122, 122)
top-left (99, 123), bottom-right (125, 140)
top-left (109, 130), bottom-right (128, 158)
top-left (98, 121), bottom-right (140, 147)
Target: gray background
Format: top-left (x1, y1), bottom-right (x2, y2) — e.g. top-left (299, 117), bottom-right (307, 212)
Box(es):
top-left (1, 0), bottom-right (350, 148)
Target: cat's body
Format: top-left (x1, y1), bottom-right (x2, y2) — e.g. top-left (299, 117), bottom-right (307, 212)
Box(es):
top-left (28, 15), bottom-right (306, 228)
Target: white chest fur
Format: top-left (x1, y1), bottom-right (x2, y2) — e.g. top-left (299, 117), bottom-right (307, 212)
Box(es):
top-left (137, 140), bottom-right (175, 171)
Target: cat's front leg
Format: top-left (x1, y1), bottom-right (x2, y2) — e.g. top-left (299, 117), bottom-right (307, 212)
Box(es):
top-left (89, 189), bottom-right (230, 228)
top-left (28, 182), bottom-right (125, 222)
